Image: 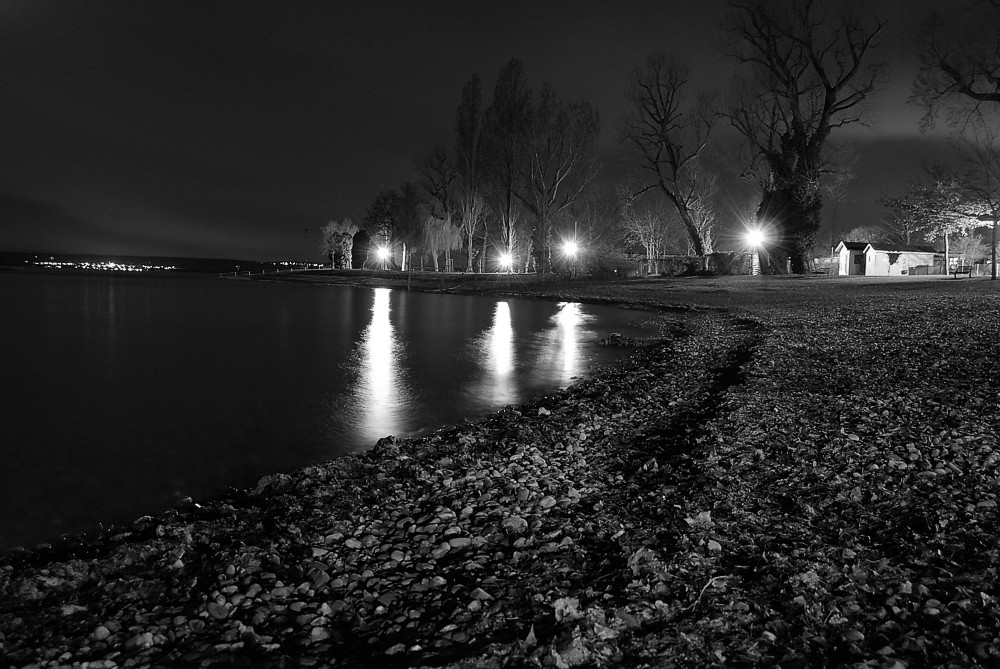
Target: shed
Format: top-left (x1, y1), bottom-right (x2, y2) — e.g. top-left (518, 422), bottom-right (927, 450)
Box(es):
top-left (835, 241), bottom-right (939, 276)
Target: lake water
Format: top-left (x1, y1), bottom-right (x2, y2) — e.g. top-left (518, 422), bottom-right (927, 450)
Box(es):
top-left (0, 273), bottom-right (653, 551)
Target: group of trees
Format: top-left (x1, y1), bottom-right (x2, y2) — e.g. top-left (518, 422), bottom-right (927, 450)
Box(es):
top-left (320, 0), bottom-right (1000, 276)
top-left (326, 59), bottom-right (602, 275)
top-left (871, 0), bottom-right (1000, 275)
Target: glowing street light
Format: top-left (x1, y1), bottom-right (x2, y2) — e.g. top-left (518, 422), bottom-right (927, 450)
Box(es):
top-left (498, 251), bottom-right (513, 272)
top-left (562, 240), bottom-right (580, 278)
top-left (746, 228), bottom-right (765, 275)
top-left (376, 246), bottom-right (391, 270)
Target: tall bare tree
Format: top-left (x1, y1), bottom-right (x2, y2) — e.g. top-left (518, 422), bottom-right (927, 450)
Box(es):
top-left (620, 52), bottom-right (718, 256)
top-left (518, 84), bottom-right (601, 274)
top-left (418, 144), bottom-right (456, 222)
top-left (723, 0), bottom-right (886, 273)
top-left (481, 59), bottom-right (531, 265)
top-left (455, 74), bottom-right (488, 271)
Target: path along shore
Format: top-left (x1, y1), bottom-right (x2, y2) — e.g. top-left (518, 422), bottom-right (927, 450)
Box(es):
top-left (2, 274), bottom-right (999, 668)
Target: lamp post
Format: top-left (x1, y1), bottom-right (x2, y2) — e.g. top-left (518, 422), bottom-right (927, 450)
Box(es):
top-left (747, 228), bottom-right (765, 275)
top-left (563, 240), bottom-right (579, 278)
top-left (376, 246), bottom-right (390, 271)
top-left (498, 251), bottom-right (513, 273)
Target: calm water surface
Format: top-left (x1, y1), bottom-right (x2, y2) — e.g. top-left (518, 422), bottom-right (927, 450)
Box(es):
top-left (0, 273), bottom-right (653, 550)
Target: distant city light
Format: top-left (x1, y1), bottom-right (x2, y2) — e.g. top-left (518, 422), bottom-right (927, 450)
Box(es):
top-left (33, 260), bottom-right (177, 272)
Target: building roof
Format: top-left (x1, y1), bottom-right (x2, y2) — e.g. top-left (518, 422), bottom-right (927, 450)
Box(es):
top-left (867, 243), bottom-right (938, 253)
top-left (837, 240), bottom-right (938, 254)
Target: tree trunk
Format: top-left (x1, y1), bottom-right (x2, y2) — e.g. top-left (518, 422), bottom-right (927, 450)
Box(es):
top-left (674, 202), bottom-right (707, 257)
top-left (756, 187), bottom-right (821, 274)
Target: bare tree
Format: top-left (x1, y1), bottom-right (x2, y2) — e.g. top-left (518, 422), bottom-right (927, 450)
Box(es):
top-left (482, 59), bottom-right (531, 266)
top-left (956, 118), bottom-right (1000, 276)
top-left (879, 194), bottom-right (925, 246)
top-left (617, 183), bottom-right (687, 273)
top-left (620, 52), bottom-right (718, 256)
top-left (518, 84), bottom-right (601, 274)
top-left (418, 144), bottom-right (457, 222)
top-left (723, 0), bottom-right (886, 273)
top-left (455, 74), bottom-right (488, 271)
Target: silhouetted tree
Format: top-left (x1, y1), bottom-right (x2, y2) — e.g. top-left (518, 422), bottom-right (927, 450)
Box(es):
top-left (482, 59), bottom-right (531, 266)
top-left (320, 218), bottom-right (359, 269)
top-left (723, 0), bottom-right (886, 273)
top-left (517, 84), bottom-right (600, 274)
top-left (455, 74), bottom-right (488, 271)
top-left (620, 52), bottom-right (718, 256)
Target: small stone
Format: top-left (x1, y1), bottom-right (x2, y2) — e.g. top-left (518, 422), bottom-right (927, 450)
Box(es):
top-left (93, 625), bottom-right (111, 641)
top-left (125, 631), bottom-right (154, 649)
top-left (207, 602), bottom-right (229, 620)
top-left (310, 569), bottom-right (331, 590)
top-left (844, 629), bottom-right (865, 642)
top-left (538, 496), bottom-right (557, 509)
top-left (448, 537), bottom-right (472, 549)
top-left (501, 517), bottom-right (529, 535)
top-left (470, 587), bottom-right (493, 600)
top-left (310, 627), bottom-right (331, 642)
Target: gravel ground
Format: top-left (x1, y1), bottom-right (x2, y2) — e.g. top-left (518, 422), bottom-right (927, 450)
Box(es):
top-left (2, 275), bottom-right (999, 668)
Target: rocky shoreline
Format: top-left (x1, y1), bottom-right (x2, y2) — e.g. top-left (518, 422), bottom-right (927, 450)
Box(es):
top-left (3, 276), bottom-right (999, 668)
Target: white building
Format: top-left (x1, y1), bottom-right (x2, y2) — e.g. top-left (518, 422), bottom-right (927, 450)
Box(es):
top-left (835, 241), bottom-right (940, 276)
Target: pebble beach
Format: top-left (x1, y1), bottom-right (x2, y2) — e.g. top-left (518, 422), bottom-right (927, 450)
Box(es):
top-left (3, 274), bottom-right (999, 668)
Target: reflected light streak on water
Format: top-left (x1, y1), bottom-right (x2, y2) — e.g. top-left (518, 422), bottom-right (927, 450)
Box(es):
top-left (481, 300), bottom-right (515, 405)
top-left (554, 302), bottom-right (582, 380)
top-left (490, 301), bottom-right (514, 375)
top-left (355, 288), bottom-right (408, 443)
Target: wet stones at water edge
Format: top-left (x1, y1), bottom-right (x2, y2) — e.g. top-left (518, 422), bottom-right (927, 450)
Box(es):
top-left (598, 332), bottom-right (660, 347)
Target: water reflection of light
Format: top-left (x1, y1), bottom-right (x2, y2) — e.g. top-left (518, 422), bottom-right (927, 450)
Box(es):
top-left (490, 301), bottom-right (514, 376)
top-left (553, 302), bottom-right (582, 381)
top-left (474, 300), bottom-right (516, 406)
top-left (356, 288), bottom-right (407, 442)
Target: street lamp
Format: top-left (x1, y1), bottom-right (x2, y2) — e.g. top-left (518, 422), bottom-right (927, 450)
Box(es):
top-left (563, 240), bottom-right (580, 278)
top-left (498, 251), bottom-right (513, 273)
top-left (746, 228), bottom-right (765, 275)
top-left (376, 246), bottom-right (390, 270)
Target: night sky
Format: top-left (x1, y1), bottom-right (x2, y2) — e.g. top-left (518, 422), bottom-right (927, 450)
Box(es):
top-left (1, 1), bottom-right (951, 261)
